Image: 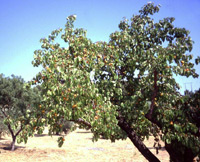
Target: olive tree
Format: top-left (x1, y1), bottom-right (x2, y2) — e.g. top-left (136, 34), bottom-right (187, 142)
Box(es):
top-left (0, 74), bottom-right (41, 151)
top-left (31, 3), bottom-right (200, 161)
top-left (0, 115), bottom-right (8, 138)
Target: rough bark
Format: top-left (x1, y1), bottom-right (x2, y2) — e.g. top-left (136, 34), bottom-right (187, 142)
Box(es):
top-left (11, 136), bottom-right (16, 151)
top-left (117, 114), bottom-right (160, 162)
top-left (165, 142), bottom-right (195, 162)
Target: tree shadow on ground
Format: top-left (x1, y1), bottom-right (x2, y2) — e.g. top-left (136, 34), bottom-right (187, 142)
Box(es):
top-left (34, 134), bottom-right (49, 137)
top-left (76, 131), bottom-right (91, 134)
top-left (0, 137), bottom-right (7, 140)
top-left (0, 142), bottom-right (25, 151)
top-left (148, 146), bottom-right (166, 152)
top-left (34, 133), bottom-right (68, 137)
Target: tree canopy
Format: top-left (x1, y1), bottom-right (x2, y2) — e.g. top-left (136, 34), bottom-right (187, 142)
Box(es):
top-left (30, 3), bottom-right (200, 162)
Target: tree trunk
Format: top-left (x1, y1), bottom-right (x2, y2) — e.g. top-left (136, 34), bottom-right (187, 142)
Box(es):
top-left (165, 142), bottom-right (195, 162)
top-left (11, 135), bottom-right (16, 151)
top-left (7, 123), bottom-right (23, 151)
top-left (117, 115), bottom-right (160, 162)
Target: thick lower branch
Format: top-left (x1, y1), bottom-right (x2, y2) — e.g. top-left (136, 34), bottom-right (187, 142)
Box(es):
top-left (117, 114), bottom-right (160, 162)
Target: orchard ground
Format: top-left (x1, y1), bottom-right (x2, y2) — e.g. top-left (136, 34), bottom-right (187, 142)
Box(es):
top-left (0, 128), bottom-right (169, 162)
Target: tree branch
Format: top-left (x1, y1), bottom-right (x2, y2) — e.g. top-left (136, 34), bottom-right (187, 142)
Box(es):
top-left (7, 123), bottom-right (14, 138)
top-left (15, 124), bottom-right (23, 137)
top-left (0, 106), bottom-right (8, 118)
top-left (145, 70), bottom-right (158, 120)
top-left (117, 113), bottom-right (160, 162)
top-left (70, 118), bottom-right (92, 129)
top-left (145, 70), bottom-right (163, 129)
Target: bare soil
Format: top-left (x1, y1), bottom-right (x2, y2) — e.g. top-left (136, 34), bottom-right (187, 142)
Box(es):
top-left (0, 128), bottom-right (169, 162)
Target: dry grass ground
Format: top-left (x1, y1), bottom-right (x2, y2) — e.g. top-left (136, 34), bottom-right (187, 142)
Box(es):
top-left (0, 128), bottom-right (169, 162)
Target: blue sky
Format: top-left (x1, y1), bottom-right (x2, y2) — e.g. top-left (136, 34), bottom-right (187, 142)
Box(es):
top-left (0, 0), bottom-right (200, 94)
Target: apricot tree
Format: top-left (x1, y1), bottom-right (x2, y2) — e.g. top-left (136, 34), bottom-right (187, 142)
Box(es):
top-left (31, 3), bottom-right (200, 162)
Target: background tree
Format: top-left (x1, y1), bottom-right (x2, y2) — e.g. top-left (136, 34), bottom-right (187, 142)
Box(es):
top-left (0, 74), bottom-right (41, 151)
top-left (0, 114), bottom-right (8, 138)
top-left (31, 3), bottom-right (200, 162)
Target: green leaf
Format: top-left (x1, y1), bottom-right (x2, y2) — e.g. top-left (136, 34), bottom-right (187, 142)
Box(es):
top-left (195, 56), bottom-right (200, 65)
top-left (174, 124), bottom-right (181, 131)
top-left (166, 138), bottom-right (171, 144)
